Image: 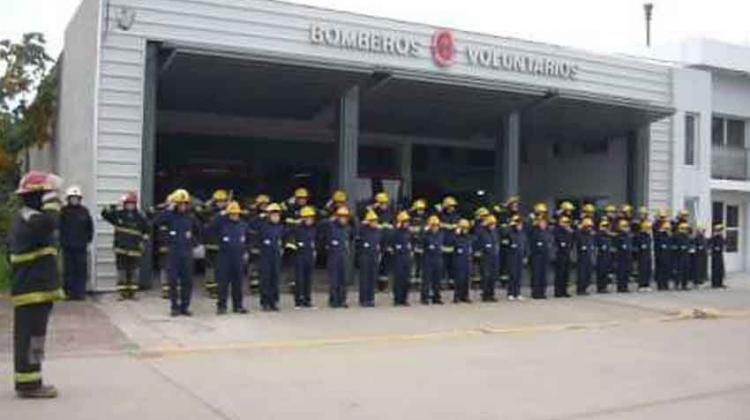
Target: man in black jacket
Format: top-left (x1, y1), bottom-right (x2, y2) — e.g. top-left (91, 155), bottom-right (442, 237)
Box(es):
top-left (60, 185), bottom-right (94, 300)
top-left (9, 170), bottom-right (64, 398)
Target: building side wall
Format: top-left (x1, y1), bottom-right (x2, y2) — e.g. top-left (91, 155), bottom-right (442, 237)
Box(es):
top-left (648, 117), bottom-right (672, 210)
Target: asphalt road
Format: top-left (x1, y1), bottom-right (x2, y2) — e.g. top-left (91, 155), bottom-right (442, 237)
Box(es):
top-left (2, 279), bottom-right (750, 420)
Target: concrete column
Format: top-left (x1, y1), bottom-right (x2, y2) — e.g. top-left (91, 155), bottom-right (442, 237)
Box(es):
top-left (399, 142), bottom-right (412, 200)
top-left (337, 86), bottom-right (359, 209)
top-left (627, 125), bottom-right (651, 208)
top-left (139, 42), bottom-right (159, 289)
top-left (500, 111), bottom-right (521, 200)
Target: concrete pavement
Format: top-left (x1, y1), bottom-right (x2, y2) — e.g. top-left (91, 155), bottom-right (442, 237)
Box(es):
top-left (1, 277), bottom-right (749, 419)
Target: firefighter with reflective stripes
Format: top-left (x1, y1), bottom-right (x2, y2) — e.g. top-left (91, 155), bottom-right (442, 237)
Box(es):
top-left (10, 171), bottom-right (64, 398)
top-left (421, 215), bottom-right (445, 305)
top-left (391, 211), bottom-right (413, 306)
top-left (284, 187), bottom-right (310, 226)
top-left (408, 198), bottom-right (428, 282)
top-left (575, 218), bottom-right (595, 295)
top-left (153, 189), bottom-right (202, 316)
top-left (507, 215), bottom-right (527, 301)
top-left (553, 215), bottom-right (574, 298)
top-left (256, 203), bottom-right (286, 311)
top-left (322, 189), bottom-right (347, 218)
top-left (357, 210), bottom-right (383, 307)
top-left (614, 219), bottom-right (633, 293)
top-left (326, 205), bottom-right (353, 308)
top-left (654, 221), bottom-right (672, 290)
top-left (200, 189), bottom-right (230, 299)
top-left (439, 196), bottom-right (460, 288)
top-left (247, 194), bottom-right (271, 290)
top-left (368, 192), bottom-right (394, 289)
top-left (208, 201), bottom-right (249, 315)
top-left (672, 222), bottom-right (691, 290)
top-left (476, 214), bottom-right (500, 302)
top-left (529, 216), bottom-right (552, 299)
top-left (635, 220), bottom-right (653, 291)
top-left (595, 220), bottom-right (613, 293)
top-left (451, 218), bottom-right (473, 303)
top-left (101, 192), bottom-right (149, 300)
top-left (286, 205), bottom-right (317, 308)
top-left (60, 185), bottom-right (94, 300)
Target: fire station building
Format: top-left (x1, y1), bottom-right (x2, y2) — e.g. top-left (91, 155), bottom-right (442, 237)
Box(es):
top-left (36, 0), bottom-right (750, 289)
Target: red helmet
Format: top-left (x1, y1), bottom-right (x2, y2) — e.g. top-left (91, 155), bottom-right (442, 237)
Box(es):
top-left (122, 191), bottom-right (138, 204)
top-left (16, 171), bottom-right (57, 194)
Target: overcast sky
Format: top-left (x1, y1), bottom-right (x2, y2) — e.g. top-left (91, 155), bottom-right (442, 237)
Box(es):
top-left (2, 0), bottom-right (750, 59)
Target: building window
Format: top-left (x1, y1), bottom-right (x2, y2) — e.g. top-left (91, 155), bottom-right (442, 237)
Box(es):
top-left (712, 201), bottom-right (740, 253)
top-left (684, 196), bottom-right (699, 223)
top-left (712, 116), bottom-right (746, 148)
top-left (684, 114), bottom-right (697, 165)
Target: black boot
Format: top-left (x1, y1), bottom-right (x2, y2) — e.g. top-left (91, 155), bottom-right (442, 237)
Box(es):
top-left (17, 384), bottom-right (58, 399)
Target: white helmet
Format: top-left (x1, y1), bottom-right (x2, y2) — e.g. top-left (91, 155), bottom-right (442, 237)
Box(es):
top-left (65, 185), bottom-right (83, 199)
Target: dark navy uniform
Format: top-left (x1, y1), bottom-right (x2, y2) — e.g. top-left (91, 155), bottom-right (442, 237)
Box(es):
top-left (101, 206), bottom-right (149, 299)
top-left (326, 220), bottom-right (352, 308)
top-left (709, 234), bottom-right (725, 288)
top-left (390, 225), bottom-right (413, 305)
top-left (286, 223), bottom-right (316, 307)
top-left (507, 227), bottom-right (527, 298)
top-left (10, 199), bottom-right (64, 392)
top-left (553, 225), bottom-right (573, 297)
top-left (692, 233), bottom-right (708, 286)
top-left (672, 232), bottom-right (691, 290)
top-left (595, 231), bottom-right (613, 293)
top-left (529, 226), bottom-right (552, 299)
top-left (153, 210), bottom-right (201, 313)
top-left (59, 203), bottom-right (93, 299)
top-left (372, 206), bottom-right (394, 286)
top-left (408, 210), bottom-right (427, 281)
top-left (421, 228), bottom-right (445, 304)
top-left (208, 215), bottom-right (249, 311)
top-left (357, 224), bottom-right (383, 306)
top-left (635, 231), bottom-right (653, 289)
top-left (476, 224), bottom-right (499, 301)
top-left (198, 203), bottom-right (225, 298)
top-left (575, 229), bottom-right (595, 295)
top-left (614, 231), bottom-right (633, 292)
top-left (257, 220), bottom-right (285, 310)
top-left (440, 210), bottom-right (460, 284)
top-left (451, 231), bottom-right (474, 302)
top-left (498, 223), bottom-right (512, 287)
top-left (654, 230), bottom-right (671, 290)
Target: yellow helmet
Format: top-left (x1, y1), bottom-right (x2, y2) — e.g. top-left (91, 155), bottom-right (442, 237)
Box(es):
top-left (678, 209), bottom-right (689, 217)
top-left (266, 203), bottom-right (282, 213)
top-left (713, 223), bottom-right (724, 231)
top-left (560, 201), bottom-right (575, 211)
top-left (657, 208), bottom-right (669, 218)
top-left (618, 219), bottom-right (630, 230)
top-left (364, 210), bottom-right (378, 222)
top-left (510, 215), bottom-right (523, 225)
top-left (640, 220), bottom-right (652, 230)
top-left (559, 216), bottom-right (571, 225)
top-left (374, 192), bottom-right (389, 204)
top-left (638, 206), bottom-right (648, 216)
top-left (396, 210), bottom-right (410, 223)
top-left (171, 189), bottom-right (190, 204)
top-left (458, 219), bottom-right (471, 230)
top-left (621, 204), bottom-right (633, 213)
top-left (255, 194), bottom-right (270, 205)
top-left (534, 202), bottom-right (548, 213)
top-left (581, 218), bottom-right (594, 228)
top-left (411, 199), bottom-right (427, 211)
top-left (335, 206), bottom-right (350, 217)
top-left (677, 222), bottom-right (690, 232)
top-left (300, 206), bottom-right (316, 218)
top-left (442, 196), bottom-right (457, 207)
top-left (659, 221), bottom-right (671, 232)
top-left (475, 207), bottom-right (490, 218)
top-left (506, 195), bottom-right (520, 205)
top-left (212, 189), bottom-right (229, 202)
top-left (427, 215), bottom-right (441, 226)
top-left (485, 215), bottom-right (497, 226)
top-left (332, 190), bottom-right (347, 203)
top-left (293, 188), bottom-right (309, 199)
top-left (226, 201), bottom-right (242, 215)
top-left (605, 204), bottom-right (616, 213)
top-left (583, 203), bottom-right (595, 214)
top-left (599, 220), bottom-right (610, 230)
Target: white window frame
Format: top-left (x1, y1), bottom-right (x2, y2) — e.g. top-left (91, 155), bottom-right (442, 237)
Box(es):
top-left (684, 113), bottom-right (699, 166)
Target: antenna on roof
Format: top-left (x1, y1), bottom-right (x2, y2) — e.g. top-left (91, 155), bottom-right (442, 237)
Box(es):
top-left (643, 3), bottom-right (654, 48)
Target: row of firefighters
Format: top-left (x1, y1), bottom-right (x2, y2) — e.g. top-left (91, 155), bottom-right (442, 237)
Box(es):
top-left (67, 186), bottom-right (729, 315)
top-left (6, 171), bottom-right (730, 398)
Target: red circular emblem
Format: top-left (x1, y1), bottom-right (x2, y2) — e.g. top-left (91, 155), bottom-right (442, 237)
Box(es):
top-left (431, 29), bottom-right (455, 67)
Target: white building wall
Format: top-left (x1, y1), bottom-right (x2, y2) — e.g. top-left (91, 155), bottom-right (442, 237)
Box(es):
top-left (712, 73), bottom-right (750, 118)
top-left (648, 117), bottom-right (672, 210)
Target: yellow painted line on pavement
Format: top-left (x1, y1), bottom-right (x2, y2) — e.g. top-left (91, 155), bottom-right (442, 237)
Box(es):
top-left (135, 307), bottom-right (750, 360)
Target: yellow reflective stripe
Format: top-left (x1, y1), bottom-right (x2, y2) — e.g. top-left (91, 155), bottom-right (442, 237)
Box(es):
top-left (42, 202), bottom-right (60, 212)
top-left (115, 226), bottom-right (145, 237)
top-left (442, 246), bottom-right (455, 253)
top-left (285, 243), bottom-right (298, 250)
top-left (440, 223), bottom-right (456, 229)
top-left (14, 371), bottom-right (42, 383)
top-left (205, 244), bottom-right (220, 251)
top-left (114, 248), bottom-right (143, 257)
top-left (11, 289), bottom-right (65, 307)
top-left (10, 247), bottom-right (58, 264)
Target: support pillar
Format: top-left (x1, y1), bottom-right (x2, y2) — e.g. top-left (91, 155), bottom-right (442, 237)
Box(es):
top-left (399, 142), bottom-right (412, 200)
top-left (627, 126), bottom-right (650, 208)
top-left (139, 42), bottom-right (158, 289)
top-left (500, 111), bottom-right (520, 200)
top-left (337, 86), bottom-right (359, 209)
